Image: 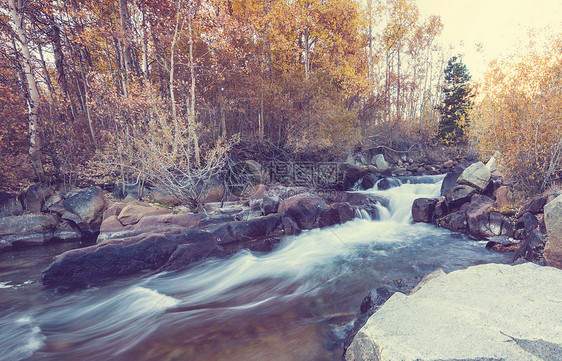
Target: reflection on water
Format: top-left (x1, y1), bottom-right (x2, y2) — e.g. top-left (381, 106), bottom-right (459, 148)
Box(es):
top-left (0, 176), bottom-right (514, 361)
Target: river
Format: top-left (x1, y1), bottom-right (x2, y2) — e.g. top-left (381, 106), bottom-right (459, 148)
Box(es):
top-left (0, 175), bottom-right (513, 361)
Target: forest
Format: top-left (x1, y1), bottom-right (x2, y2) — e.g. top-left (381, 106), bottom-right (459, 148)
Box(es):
top-left (0, 0), bottom-right (561, 197)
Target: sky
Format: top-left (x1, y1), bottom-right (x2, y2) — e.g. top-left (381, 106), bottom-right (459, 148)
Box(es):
top-left (416, 0), bottom-right (562, 80)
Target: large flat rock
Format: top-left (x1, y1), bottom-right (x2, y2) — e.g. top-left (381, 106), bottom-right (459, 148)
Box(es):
top-left (345, 263), bottom-right (562, 361)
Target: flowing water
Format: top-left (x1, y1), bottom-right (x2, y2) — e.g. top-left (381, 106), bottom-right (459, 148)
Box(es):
top-left (0, 176), bottom-right (513, 361)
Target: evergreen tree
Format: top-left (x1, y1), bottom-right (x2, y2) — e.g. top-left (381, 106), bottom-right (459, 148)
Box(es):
top-left (437, 56), bottom-right (473, 143)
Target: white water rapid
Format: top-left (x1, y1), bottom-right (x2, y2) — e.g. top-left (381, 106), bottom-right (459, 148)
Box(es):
top-left (0, 175), bottom-right (513, 361)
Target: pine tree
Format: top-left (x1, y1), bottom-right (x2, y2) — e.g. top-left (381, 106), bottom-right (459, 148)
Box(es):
top-left (437, 56), bottom-right (473, 143)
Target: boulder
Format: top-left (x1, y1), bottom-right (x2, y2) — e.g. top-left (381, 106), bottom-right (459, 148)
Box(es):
top-left (117, 203), bottom-right (171, 226)
top-left (411, 198), bottom-right (437, 223)
top-left (467, 194), bottom-right (513, 238)
top-left (42, 229), bottom-right (216, 289)
top-left (344, 263), bottom-right (562, 361)
top-left (278, 194), bottom-right (327, 230)
top-left (0, 192), bottom-right (22, 214)
top-left (444, 184), bottom-right (476, 210)
top-left (516, 196), bottom-right (547, 218)
top-left (494, 185), bottom-right (514, 208)
top-left (443, 159), bottom-right (454, 168)
top-left (329, 192), bottom-right (388, 220)
top-left (207, 214), bottom-right (282, 245)
top-left (19, 184), bottom-right (54, 213)
top-left (433, 200), bottom-right (449, 219)
top-left (282, 216), bottom-right (300, 235)
top-left (61, 186), bottom-right (107, 233)
top-left (544, 194), bottom-right (562, 268)
top-left (53, 220), bottom-right (83, 242)
top-left (339, 163), bottom-right (369, 190)
top-left (359, 172), bottom-right (380, 190)
top-left (371, 154), bottom-right (389, 170)
top-left (457, 161), bottom-right (491, 191)
top-left (376, 178), bottom-right (401, 190)
top-left (318, 202), bottom-right (355, 227)
top-left (262, 196), bottom-right (280, 215)
top-left (440, 164), bottom-right (467, 196)
top-left (437, 211), bottom-right (468, 233)
top-left (0, 214), bottom-right (58, 247)
top-left (486, 155), bottom-right (498, 173)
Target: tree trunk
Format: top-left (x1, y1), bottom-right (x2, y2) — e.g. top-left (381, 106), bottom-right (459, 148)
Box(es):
top-left (8, 0), bottom-right (46, 182)
top-left (188, 15), bottom-right (201, 167)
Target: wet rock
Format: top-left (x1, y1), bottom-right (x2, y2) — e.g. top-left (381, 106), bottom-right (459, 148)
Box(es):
top-left (278, 194), bottom-right (327, 230)
top-left (207, 214), bottom-right (282, 245)
top-left (359, 172), bottom-right (380, 190)
top-left (61, 186), bottom-right (107, 234)
top-left (544, 194), bottom-right (562, 268)
top-left (0, 240), bottom-right (12, 253)
top-left (339, 163), bottom-right (369, 190)
top-left (344, 263), bottom-right (562, 361)
top-left (457, 161), bottom-right (491, 191)
top-left (433, 200), bottom-right (449, 219)
top-left (437, 211), bottom-right (468, 233)
top-left (53, 220), bottom-right (83, 242)
top-left (467, 194), bottom-right (513, 238)
top-left (282, 216), bottom-right (300, 235)
top-left (318, 202), bottom-right (355, 227)
top-left (0, 214), bottom-right (58, 247)
top-left (412, 198), bottom-right (437, 223)
top-left (440, 164), bottom-right (467, 196)
top-left (262, 196), bottom-right (280, 215)
top-left (444, 184), bottom-right (476, 210)
top-left (513, 229), bottom-right (547, 263)
top-left (42, 229), bottom-right (216, 289)
top-left (376, 177), bottom-right (401, 190)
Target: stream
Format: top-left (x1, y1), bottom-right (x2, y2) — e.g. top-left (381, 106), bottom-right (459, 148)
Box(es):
top-left (0, 175), bottom-right (513, 361)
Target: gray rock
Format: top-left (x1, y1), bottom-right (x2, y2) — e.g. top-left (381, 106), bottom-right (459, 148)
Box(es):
top-left (458, 161), bottom-right (491, 191)
top-left (19, 184), bottom-right (54, 213)
top-left (444, 184), bottom-right (477, 210)
top-left (0, 214), bottom-right (58, 247)
top-left (345, 263), bottom-right (562, 361)
top-left (0, 192), bottom-right (22, 214)
top-left (412, 198), bottom-right (437, 223)
top-left (371, 154), bottom-right (389, 170)
top-left (278, 194), bottom-right (327, 230)
top-left (61, 186), bottom-right (107, 233)
top-left (544, 194), bottom-right (562, 268)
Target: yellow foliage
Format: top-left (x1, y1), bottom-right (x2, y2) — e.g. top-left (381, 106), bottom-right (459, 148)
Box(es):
top-left (471, 34), bottom-right (562, 194)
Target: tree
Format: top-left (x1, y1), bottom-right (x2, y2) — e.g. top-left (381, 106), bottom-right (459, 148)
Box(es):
top-left (471, 34), bottom-right (562, 194)
top-left (7, 0), bottom-right (47, 181)
top-left (437, 56), bottom-right (473, 143)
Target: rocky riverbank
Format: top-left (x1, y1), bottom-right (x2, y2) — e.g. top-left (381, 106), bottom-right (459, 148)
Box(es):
top-left (411, 159), bottom-right (562, 268)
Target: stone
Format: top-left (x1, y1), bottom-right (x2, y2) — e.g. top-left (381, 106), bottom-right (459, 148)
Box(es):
top-left (0, 214), bottom-right (58, 247)
top-left (467, 194), bottom-right (513, 238)
top-left (544, 194), bottom-right (562, 268)
top-left (278, 194), bottom-right (327, 230)
top-left (0, 192), bottom-right (22, 214)
top-left (371, 154), bottom-right (389, 170)
top-left (262, 196), bottom-right (280, 215)
top-left (117, 203), bottom-right (171, 226)
top-left (516, 196), bottom-right (547, 218)
top-left (339, 163), bottom-right (369, 190)
top-left (376, 178), bottom-right (400, 190)
top-left (19, 184), bottom-right (54, 213)
top-left (440, 164), bottom-right (467, 196)
top-left (282, 216), bottom-right (300, 235)
top-left (0, 240), bottom-right (13, 253)
top-left (411, 198), bottom-right (437, 223)
top-left (344, 263), bottom-right (562, 361)
top-left (444, 184), bottom-right (477, 210)
top-left (486, 155), bottom-right (498, 172)
top-left (443, 159), bottom-right (454, 168)
top-left (437, 211), bottom-right (468, 232)
top-left (433, 200), bottom-right (449, 219)
top-left (360, 172), bottom-right (380, 190)
top-left (494, 185), bottom-right (514, 208)
top-left (457, 161), bottom-right (491, 191)
top-left (53, 220), bottom-right (83, 242)
top-left (207, 214), bottom-right (282, 245)
top-left (318, 202), bottom-right (355, 227)
top-left (42, 229), bottom-right (217, 289)
top-left (61, 186), bottom-right (107, 233)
